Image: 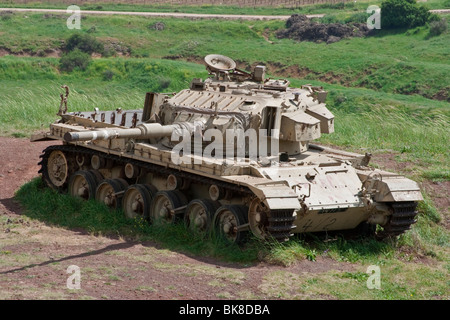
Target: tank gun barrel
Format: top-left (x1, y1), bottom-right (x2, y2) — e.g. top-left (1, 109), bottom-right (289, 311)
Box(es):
top-left (64, 123), bottom-right (176, 142)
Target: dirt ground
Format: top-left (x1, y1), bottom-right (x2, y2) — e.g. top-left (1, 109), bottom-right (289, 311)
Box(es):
top-left (0, 137), bottom-right (447, 302)
top-left (0, 137), bottom-right (358, 301)
top-left (0, 8), bottom-right (325, 21)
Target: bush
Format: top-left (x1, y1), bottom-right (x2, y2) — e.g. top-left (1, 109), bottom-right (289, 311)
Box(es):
top-left (429, 18), bottom-right (448, 37)
top-left (59, 49), bottom-right (91, 72)
top-left (381, 0), bottom-right (431, 29)
top-left (0, 11), bottom-right (14, 21)
top-left (102, 69), bottom-right (114, 81)
top-left (86, 26), bottom-right (97, 34)
top-left (64, 33), bottom-right (104, 54)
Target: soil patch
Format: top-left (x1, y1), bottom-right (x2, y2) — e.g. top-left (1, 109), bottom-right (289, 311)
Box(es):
top-left (0, 137), bottom-right (359, 300)
top-left (276, 14), bottom-right (371, 44)
top-left (0, 137), bottom-right (58, 217)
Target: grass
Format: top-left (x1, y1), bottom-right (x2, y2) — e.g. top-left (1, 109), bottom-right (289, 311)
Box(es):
top-left (0, 11), bottom-right (448, 100)
top-left (316, 87), bottom-right (449, 181)
top-left (0, 56), bottom-right (208, 136)
top-left (259, 261), bottom-right (449, 299)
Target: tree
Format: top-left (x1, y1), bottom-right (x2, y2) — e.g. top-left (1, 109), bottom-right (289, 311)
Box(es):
top-left (381, 0), bottom-right (432, 29)
top-left (59, 49), bottom-right (91, 72)
top-left (64, 33), bottom-right (104, 55)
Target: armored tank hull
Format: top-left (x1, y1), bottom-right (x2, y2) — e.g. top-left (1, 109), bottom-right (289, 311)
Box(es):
top-left (31, 55), bottom-right (423, 243)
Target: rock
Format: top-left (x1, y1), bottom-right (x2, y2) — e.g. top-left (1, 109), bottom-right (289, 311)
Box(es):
top-left (327, 36), bottom-right (342, 44)
top-left (150, 22), bottom-right (165, 31)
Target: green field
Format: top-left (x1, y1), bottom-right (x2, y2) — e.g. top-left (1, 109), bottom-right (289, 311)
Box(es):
top-left (0, 5), bottom-right (449, 300)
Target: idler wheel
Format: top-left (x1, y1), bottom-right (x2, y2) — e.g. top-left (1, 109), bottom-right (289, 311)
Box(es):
top-left (45, 150), bottom-right (69, 189)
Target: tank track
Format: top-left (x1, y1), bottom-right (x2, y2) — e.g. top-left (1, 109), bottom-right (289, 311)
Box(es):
top-left (39, 144), bottom-right (297, 241)
top-left (376, 202), bottom-right (419, 239)
top-left (267, 209), bottom-right (297, 241)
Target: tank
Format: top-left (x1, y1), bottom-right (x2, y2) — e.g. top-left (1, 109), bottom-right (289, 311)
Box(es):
top-left (31, 54), bottom-right (423, 244)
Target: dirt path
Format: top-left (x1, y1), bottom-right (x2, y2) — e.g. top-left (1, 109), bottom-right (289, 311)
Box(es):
top-left (0, 137), bottom-right (357, 301)
top-left (0, 7), bottom-right (325, 20)
top-left (1, 7), bottom-right (448, 21)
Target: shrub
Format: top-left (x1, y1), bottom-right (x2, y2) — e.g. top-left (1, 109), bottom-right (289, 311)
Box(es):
top-left (157, 75), bottom-right (171, 90)
top-left (0, 11), bottom-right (14, 21)
top-left (381, 0), bottom-right (431, 29)
top-left (64, 33), bottom-right (104, 54)
top-left (429, 18), bottom-right (448, 37)
top-left (86, 26), bottom-right (97, 34)
top-left (59, 49), bottom-right (91, 72)
top-left (102, 69), bottom-right (114, 81)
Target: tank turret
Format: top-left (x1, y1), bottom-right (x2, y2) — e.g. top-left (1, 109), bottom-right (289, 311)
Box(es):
top-left (31, 55), bottom-right (423, 244)
top-left (156, 54), bottom-right (334, 157)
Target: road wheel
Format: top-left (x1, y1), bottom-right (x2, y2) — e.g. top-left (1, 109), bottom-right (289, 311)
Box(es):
top-left (213, 205), bottom-right (249, 244)
top-left (68, 170), bottom-right (99, 200)
top-left (150, 190), bottom-right (188, 224)
top-left (122, 184), bottom-right (156, 220)
top-left (184, 199), bottom-right (219, 234)
top-left (95, 179), bottom-right (128, 209)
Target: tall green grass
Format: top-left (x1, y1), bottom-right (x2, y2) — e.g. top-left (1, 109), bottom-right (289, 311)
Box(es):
top-left (318, 89), bottom-right (449, 169)
top-left (0, 12), bottom-right (449, 101)
top-left (0, 56), bottom-right (207, 135)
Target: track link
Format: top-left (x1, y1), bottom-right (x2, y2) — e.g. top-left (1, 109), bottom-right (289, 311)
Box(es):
top-left (376, 202), bottom-right (419, 239)
top-left (267, 209), bottom-right (297, 241)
